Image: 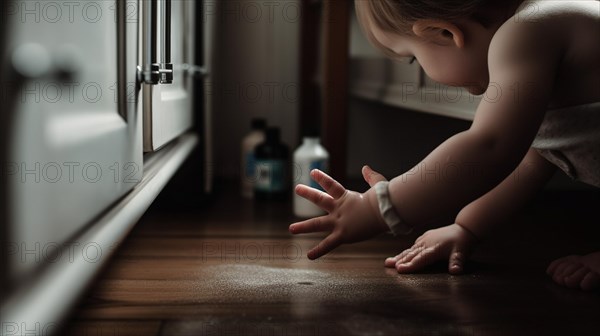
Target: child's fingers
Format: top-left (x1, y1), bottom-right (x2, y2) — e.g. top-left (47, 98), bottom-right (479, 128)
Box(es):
top-left (580, 271), bottom-right (600, 291)
top-left (396, 244), bottom-right (424, 265)
top-left (546, 258), bottom-right (563, 275)
top-left (392, 249), bottom-right (413, 265)
top-left (449, 249), bottom-right (466, 275)
top-left (289, 216), bottom-right (332, 234)
top-left (294, 184), bottom-right (335, 213)
top-left (564, 267), bottom-right (589, 289)
top-left (552, 260), bottom-right (576, 281)
top-left (385, 253), bottom-right (406, 267)
top-left (385, 254), bottom-right (403, 267)
top-left (310, 169), bottom-right (346, 199)
top-left (307, 233), bottom-right (341, 260)
top-left (387, 243), bottom-right (425, 267)
top-left (361, 165), bottom-right (387, 187)
top-left (396, 247), bottom-right (437, 273)
top-left (384, 258), bottom-right (396, 268)
top-left (558, 262), bottom-right (581, 280)
top-left (546, 255), bottom-right (579, 275)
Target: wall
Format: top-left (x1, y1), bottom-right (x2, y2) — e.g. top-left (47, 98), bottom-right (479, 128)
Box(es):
top-left (347, 98), bottom-right (470, 181)
top-left (212, 0), bottom-right (300, 179)
top-left (346, 98), bottom-right (589, 191)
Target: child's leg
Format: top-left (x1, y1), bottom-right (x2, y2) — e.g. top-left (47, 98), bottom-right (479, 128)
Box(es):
top-left (547, 252), bottom-right (600, 291)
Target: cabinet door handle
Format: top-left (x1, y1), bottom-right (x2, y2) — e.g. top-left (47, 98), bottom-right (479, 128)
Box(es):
top-left (11, 43), bottom-right (82, 80)
top-left (159, 0), bottom-right (173, 84)
top-left (139, 0), bottom-right (172, 85)
top-left (140, 0), bottom-right (159, 85)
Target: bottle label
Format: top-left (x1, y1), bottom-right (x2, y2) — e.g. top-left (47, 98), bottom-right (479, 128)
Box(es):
top-left (255, 159), bottom-right (286, 192)
top-left (309, 159), bottom-right (328, 190)
top-left (245, 152), bottom-right (257, 182)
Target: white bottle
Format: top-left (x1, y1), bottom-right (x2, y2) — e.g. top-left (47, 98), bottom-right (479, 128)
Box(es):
top-left (241, 118), bottom-right (266, 198)
top-left (293, 136), bottom-right (330, 217)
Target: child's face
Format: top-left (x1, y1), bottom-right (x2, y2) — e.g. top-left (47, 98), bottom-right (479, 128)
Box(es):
top-left (370, 23), bottom-right (490, 95)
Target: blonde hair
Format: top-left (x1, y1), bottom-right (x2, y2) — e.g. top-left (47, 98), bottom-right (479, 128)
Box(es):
top-left (355, 0), bottom-right (503, 59)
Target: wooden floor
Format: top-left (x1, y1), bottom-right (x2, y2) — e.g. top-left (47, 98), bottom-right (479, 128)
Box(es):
top-left (62, 182), bottom-right (600, 336)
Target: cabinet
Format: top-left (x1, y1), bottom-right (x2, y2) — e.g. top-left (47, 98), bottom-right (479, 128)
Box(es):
top-left (0, 0), bottom-right (209, 330)
top-left (5, 0), bottom-right (143, 283)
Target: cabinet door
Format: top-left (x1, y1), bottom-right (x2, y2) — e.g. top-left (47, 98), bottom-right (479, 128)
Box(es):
top-left (5, 0), bottom-right (142, 281)
top-left (142, 0), bottom-right (195, 151)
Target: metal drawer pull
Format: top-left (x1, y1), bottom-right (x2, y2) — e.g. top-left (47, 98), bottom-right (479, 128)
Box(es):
top-left (159, 0), bottom-right (173, 84)
top-left (140, 0), bottom-right (159, 85)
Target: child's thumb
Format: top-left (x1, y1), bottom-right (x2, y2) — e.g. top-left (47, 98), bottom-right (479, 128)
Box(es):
top-left (448, 248), bottom-right (466, 275)
top-left (362, 165), bottom-right (387, 187)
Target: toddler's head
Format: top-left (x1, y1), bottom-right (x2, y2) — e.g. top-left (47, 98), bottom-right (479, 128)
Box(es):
top-left (355, 0), bottom-right (521, 94)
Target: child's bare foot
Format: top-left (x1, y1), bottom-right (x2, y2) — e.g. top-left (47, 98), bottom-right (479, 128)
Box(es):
top-left (546, 252), bottom-right (600, 291)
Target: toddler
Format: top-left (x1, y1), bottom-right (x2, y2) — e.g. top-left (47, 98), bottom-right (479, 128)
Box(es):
top-left (290, 0), bottom-right (600, 291)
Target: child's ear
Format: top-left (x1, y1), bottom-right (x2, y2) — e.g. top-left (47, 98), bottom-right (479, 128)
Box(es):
top-left (412, 20), bottom-right (465, 48)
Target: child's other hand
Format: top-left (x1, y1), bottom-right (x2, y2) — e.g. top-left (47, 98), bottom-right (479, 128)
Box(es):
top-left (385, 223), bottom-right (477, 275)
top-left (289, 167), bottom-right (389, 260)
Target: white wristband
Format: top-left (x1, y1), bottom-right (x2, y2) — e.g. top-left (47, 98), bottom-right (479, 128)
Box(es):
top-left (374, 181), bottom-right (413, 235)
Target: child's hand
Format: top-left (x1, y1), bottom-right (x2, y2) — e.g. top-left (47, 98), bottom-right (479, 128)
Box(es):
top-left (385, 223), bottom-right (478, 274)
top-left (289, 167), bottom-right (389, 260)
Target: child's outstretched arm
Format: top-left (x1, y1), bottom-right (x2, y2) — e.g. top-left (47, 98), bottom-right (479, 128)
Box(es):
top-left (384, 18), bottom-right (561, 229)
top-left (386, 147), bottom-right (557, 274)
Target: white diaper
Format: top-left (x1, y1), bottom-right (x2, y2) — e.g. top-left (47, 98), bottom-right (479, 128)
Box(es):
top-left (531, 102), bottom-right (600, 188)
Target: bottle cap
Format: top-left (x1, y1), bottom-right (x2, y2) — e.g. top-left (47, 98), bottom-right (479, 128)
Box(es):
top-left (303, 127), bottom-right (320, 139)
top-left (265, 127), bottom-right (280, 143)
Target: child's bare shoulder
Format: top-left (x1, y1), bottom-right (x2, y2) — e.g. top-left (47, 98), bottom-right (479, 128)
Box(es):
top-left (487, 1), bottom-right (599, 106)
top-left (512, 0), bottom-right (599, 23)
top-left (489, 1), bottom-right (599, 68)
top-left (497, 1), bottom-right (598, 41)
